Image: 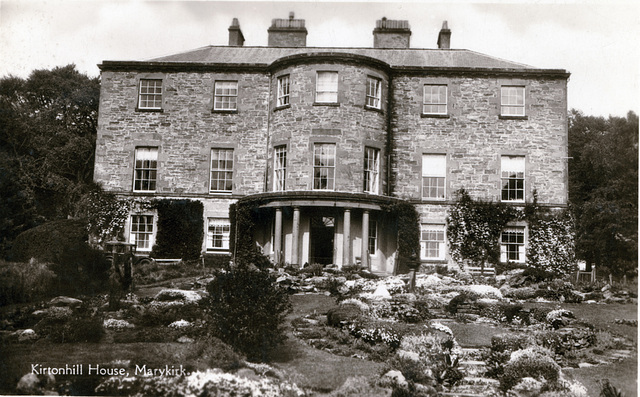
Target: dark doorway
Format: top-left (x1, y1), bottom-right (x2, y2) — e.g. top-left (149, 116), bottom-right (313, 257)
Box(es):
top-left (310, 216), bottom-right (335, 265)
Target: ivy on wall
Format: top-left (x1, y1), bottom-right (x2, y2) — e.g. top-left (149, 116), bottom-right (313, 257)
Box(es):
top-left (152, 199), bottom-right (204, 260)
top-left (382, 201), bottom-right (421, 273)
top-left (78, 189), bottom-right (152, 245)
top-left (229, 200), bottom-right (271, 268)
top-left (446, 189), bottom-right (517, 270)
top-left (447, 189), bottom-right (577, 276)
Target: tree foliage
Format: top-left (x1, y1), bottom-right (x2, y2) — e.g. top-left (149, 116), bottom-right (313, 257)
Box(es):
top-left (568, 109), bottom-right (638, 276)
top-left (0, 65), bottom-right (99, 257)
top-left (152, 199), bottom-right (204, 260)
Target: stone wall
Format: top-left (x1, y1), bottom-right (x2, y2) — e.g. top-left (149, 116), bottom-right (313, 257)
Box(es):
top-left (390, 74), bottom-right (568, 206)
top-left (95, 70), bottom-right (270, 196)
top-left (268, 62), bottom-right (389, 194)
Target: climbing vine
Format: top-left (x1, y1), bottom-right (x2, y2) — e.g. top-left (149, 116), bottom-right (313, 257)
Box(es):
top-left (447, 189), bottom-right (576, 276)
top-left (446, 189), bottom-right (518, 270)
top-left (382, 201), bottom-right (421, 272)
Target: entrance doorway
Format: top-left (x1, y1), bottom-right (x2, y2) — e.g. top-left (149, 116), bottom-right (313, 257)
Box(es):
top-left (310, 216), bottom-right (334, 265)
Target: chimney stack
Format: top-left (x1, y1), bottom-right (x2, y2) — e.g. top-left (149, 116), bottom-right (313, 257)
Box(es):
top-left (228, 18), bottom-right (245, 46)
top-left (437, 21), bottom-right (451, 49)
top-left (373, 17), bottom-right (411, 48)
top-left (267, 12), bottom-right (307, 47)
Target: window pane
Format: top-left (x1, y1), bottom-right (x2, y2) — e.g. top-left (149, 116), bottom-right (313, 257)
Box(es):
top-left (423, 85), bottom-right (447, 114)
top-left (133, 147), bottom-right (158, 192)
top-left (138, 80), bottom-right (162, 109)
top-left (214, 81), bottom-right (238, 110)
top-left (207, 218), bottom-right (231, 250)
top-left (421, 225), bottom-right (445, 259)
top-left (316, 72), bottom-right (338, 103)
top-left (210, 149), bottom-right (234, 192)
top-left (501, 86), bottom-right (525, 116)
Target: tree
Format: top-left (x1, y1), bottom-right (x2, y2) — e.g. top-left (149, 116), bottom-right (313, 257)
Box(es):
top-left (568, 109), bottom-right (638, 277)
top-left (0, 65), bottom-right (99, 256)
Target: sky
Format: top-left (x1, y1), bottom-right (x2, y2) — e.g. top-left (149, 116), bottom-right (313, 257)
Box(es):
top-left (0, 0), bottom-right (638, 118)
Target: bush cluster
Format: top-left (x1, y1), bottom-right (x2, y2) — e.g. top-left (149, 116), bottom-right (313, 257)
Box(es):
top-left (500, 348), bottom-right (560, 392)
top-left (152, 199), bottom-right (204, 260)
top-left (206, 265), bottom-right (291, 361)
top-left (0, 260), bottom-right (57, 305)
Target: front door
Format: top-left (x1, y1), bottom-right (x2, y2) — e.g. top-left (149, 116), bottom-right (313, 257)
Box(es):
top-left (310, 216), bottom-right (334, 265)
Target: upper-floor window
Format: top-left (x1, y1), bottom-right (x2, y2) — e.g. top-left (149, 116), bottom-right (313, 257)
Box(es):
top-left (313, 143), bottom-right (336, 190)
top-left (423, 84), bottom-right (447, 115)
top-left (210, 148), bottom-right (234, 193)
top-left (130, 214), bottom-right (154, 251)
top-left (421, 224), bottom-right (446, 260)
top-left (501, 155), bottom-right (525, 202)
top-left (316, 72), bottom-right (338, 103)
top-left (214, 81), bottom-right (238, 111)
top-left (364, 147), bottom-right (380, 194)
top-left (500, 227), bottom-right (525, 263)
top-left (501, 86), bottom-right (525, 116)
top-left (277, 75), bottom-right (290, 107)
top-left (207, 218), bottom-right (231, 251)
top-left (365, 76), bottom-right (382, 109)
top-left (274, 145), bottom-right (287, 191)
top-left (133, 147), bottom-right (158, 192)
top-left (138, 79), bottom-right (162, 110)
top-left (422, 154), bottom-right (446, 200)
top-left (368, 220), bottom-right (378, 255)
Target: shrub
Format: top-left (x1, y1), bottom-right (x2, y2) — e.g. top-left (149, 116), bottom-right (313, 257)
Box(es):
top-left (203, 253), bottom-right (232, 269)
top-left (500, 348), bottom-right (560, 392)
top-left (0, 259), bottom-right (57, 305)
top-left (328, 303), bottom-right (366, 327)
top-left (9, 220), bottom-right (110, 295)
top-left (206, 266), bottom-right (291, 361)
top-left (36, 315), bottom-right (104, 343)
top-left (445, 293), bottom-right (476, 314)
top-left (387, 354), bottom-right (432, 384)
top-left (152, 199), bottom-right (203, 260)
top-left (330, 376), bottom-right (390, 397)
top-left (536, 327), bottom-right (596, 355)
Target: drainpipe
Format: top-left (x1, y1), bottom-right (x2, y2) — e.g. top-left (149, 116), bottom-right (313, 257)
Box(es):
top-left (385, 73), bottom-right (394, 197)
top-left (264, 74), bottom-right (273, 192)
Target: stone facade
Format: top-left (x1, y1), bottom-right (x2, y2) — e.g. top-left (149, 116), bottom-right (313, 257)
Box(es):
top-left (94, 16), bottom-right (569, 274)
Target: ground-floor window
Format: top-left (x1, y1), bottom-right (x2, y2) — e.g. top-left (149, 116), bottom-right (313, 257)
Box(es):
top-left (500, 227), bottom-right (525, 263)
top-left (420, 224), bottom-right (445, 260)
top-left (368, 220), bottom-right (378, 255)
top-left (207, 218), bottom-right (231, 251)
top-left (130, 215), bottom-right (154, 251)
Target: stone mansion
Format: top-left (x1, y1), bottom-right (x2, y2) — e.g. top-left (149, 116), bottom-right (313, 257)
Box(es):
top-left (94, 14), bottom-right (569, 275)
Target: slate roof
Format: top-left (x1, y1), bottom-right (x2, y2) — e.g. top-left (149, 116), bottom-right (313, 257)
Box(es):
top-left (100, 46), bottom-right (568, 75)
top-left (144, 46), bottom-right (534, 69)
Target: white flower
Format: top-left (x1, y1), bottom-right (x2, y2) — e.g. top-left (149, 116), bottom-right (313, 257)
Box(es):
top-left (103, 319), bottom-right (134, 330)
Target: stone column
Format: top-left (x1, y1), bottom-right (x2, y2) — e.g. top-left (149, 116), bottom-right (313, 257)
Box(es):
top-left (361, 210), bottom-right (370, 269)
top-left (274, 208), bottom-right (282, 264)
top-left (292, 207), bottom-right (300, 265)
top-left (343, 209), bottom-right (351, 266)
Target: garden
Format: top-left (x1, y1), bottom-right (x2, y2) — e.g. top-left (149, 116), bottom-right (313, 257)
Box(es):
top-left (0, 255), bottom-right (636, 396)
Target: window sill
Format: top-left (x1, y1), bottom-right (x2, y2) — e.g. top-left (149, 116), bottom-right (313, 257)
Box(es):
top-left (364, 105), bottom-right (383, 114)
top-left (421, 259), bottom-right (448, 264)
top-left (421, 113), bottom-right (449, 119)
top-left (206, 249), bottom-right (230, 253)
top-left (313, 102), bottom-right (340, 107)
top-left (209, 191), bottom-right (233, 195)
top-left (212, 109), bottom-right (238, 114)
top-left (136, 108), bottom-right (163, 113)
top-left (421, 198), bottom-right (447, 202)
top-left (499, 115), bottom-right (528, 120)
top-left (501, 200), bottom-right (525, 204)
top-left (274, 104), bottom-right (291, 112)
top-left (132, 190), bottom-right (157, 194)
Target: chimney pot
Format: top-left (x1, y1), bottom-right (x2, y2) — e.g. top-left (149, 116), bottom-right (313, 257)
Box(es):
top-left (268, 13), bottom-right (307, 47)
top-left (228, 17), bottom-right (245, 46)
top-left (437, 20), bottom-right (451, 49)
top-left (373, 18), bottom-right (411, 48)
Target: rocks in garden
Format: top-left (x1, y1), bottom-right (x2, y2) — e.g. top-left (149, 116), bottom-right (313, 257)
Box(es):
top-left (380, 370), bottom-right (408, 388)
top-left (235, 368), bottom-right (260, 381)
top-left (177, 336), bottom-right (194, 343)
top-left (16, 373), bottom-right (56, 395)
top-left (49, 296), bottom-right (82, 308)
top-left (14, 328), bottom-right (38, 342)
top-left (153, 289), bottom-right (202, 303)
top-left (369, 284), bottom-right (391, 300)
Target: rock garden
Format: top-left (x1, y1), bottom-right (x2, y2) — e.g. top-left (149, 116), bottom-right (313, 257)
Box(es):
top-left (0, 257), bottom-right (636, 396)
